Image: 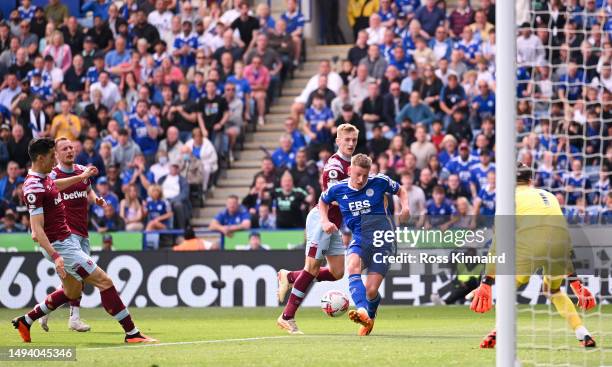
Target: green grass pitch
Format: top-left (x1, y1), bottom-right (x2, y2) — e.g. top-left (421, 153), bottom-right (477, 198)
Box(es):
top-left (0, 306), bottom-right (610, 366)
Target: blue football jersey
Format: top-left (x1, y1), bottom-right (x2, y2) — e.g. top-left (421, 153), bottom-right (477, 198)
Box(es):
top-left (321, 174), bottom-right (400, 246)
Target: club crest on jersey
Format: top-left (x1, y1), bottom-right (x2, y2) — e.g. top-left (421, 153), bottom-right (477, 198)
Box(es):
top-left (366, 188), bottom-right (374, 197)
top-left (26, 193), bottom-right (36, 204)
top-left (54, 193), bottom-right (62, 205)
top-left (342, 194), bottom-right (348, 199)
top-left (329, 170), bottom-right (338, 179)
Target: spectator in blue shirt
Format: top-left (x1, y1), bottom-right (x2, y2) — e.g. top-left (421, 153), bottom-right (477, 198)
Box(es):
top-left (303, 92), bottom-right (334, 160)
top-left (470, 80), bottom-right (495, 129)
top-left (128, 100), bottom-right (161, 165)
top-left (173, 20), bottom-right (198, 69)
top-left (557, 62), bottom-right (585, 103)
top-left (105, 36), bottom-right (132, 73)
top-left (209, 195), bottom-right (252, 237)
top-left (144, 184), bottom-right (173, 230)
top-left (283, 116), bottom-right (306, 151)
top-left (280, 0), bottom-right (305, 65)
top-left (271, 134), bottom-right (297, 169)
top-left (75, 137), bottom-right (106, 178)
top-left (473, 170), bottom-right (496, 219)
top-left (396, 91), bottom-right (436, 128)
top-left (82, 0), bottom-right (111, 22)
top-left (425, 185), bottom-right (455, 229)
top-left (415, 0), bottom-right (446, 37)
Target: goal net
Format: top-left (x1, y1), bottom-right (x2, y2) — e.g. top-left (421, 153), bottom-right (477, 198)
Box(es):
top-left (514, 2), bottom-right (612, 365)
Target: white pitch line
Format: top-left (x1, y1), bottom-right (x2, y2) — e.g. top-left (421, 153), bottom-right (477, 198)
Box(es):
top-left (82, 335), bottom-right (298, 351)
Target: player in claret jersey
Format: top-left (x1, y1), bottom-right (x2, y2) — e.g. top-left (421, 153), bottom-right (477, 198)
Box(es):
top-left (12, 138), bottom-right (156, 344)
top-left (276, 124), bottom-right (358, 334)
top-left (38, 137), bottom-right (107, 332)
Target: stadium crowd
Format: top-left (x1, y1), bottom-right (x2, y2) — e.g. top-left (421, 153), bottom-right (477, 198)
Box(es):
top-left (213, 0), bottom-right (612, 235)
top-left (0, 0), bottom-right (611, 239)
top-left (0, 0), bottom-right (308, 235)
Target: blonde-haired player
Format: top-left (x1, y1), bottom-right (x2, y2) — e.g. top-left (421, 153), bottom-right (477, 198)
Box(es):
top-left (470, 162), bottom-right (597, 348)
top-left (277, 123), bottom-right (358, 334)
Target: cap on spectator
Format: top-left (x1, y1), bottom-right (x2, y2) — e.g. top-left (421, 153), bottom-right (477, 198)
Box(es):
top-left (170, 158), bottom-right (181, 167)
top-left (447, 71), bottom-right (458, 80)
top-left (0, 123), bottom-right (10, 131)
top-left (479, 148), bottom-right (491, 156)
top-left (43, 54), bottom-right (54, 62)
top-left (97, 176), bottom-right (109, 185)
top-left (459, 142), bottom-right (470, 150)
top-left (372, 123), bottom-right (383, 130)
top-left (118, 128), bottom-right (129, 136)
top-left (84, 35), bottom-right (94, 43)
top-left (195, 18), bottom-right (203, 25)
top-left (31, 70), bottom-right (41, 78)
top-left (520, 22), bottom-right (531, 29)
top-left (397, 11), bottom-right (406, 19)
top-left (4, 210), bottom-right (16, 220)
top-left (94, 51), bottom-right (105, 60)
top-left (341, 103), bottom-right (353, 112)
top-left (102, 234), bottom-right (113, 243)
top-left (249, 231), bottom-right (261, 239)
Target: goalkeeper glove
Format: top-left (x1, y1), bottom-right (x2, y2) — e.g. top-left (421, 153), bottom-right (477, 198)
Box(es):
top-left (569, 279), bottom-right (596, 311)
top-left (470, 276), bottom-right (494, 313)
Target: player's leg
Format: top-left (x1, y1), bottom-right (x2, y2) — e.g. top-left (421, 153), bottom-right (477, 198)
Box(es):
top-left (278, 209), bottom-right (341, 302)
top-left (67, 234), bottom-right (90, 331)
top-left (544, 276), bottom-right (596, 348)
top-left (346, 246), bottom-right (374, 335)
top-left (284, 229), bottom-right (346, 285)
top-left (84, 266), bottom-right (156, 343)
top-left (13, 274), bottom-right (81, 343)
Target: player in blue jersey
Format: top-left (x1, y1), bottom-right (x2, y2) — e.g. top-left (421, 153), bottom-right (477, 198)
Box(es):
top-left (320, 154), bottom-right (409, 336)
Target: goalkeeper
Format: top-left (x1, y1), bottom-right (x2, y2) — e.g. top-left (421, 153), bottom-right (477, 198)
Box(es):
top-left (469, 162), bottom-right (597, 349)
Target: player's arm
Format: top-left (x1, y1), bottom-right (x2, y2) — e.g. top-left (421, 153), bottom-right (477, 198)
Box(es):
top-left (87, 186), bottom-right (107, 206)
top-left (396, 186), bottom-right (410, 223)
top-left (319, 187), bottom-right (338, 234)
top-left (55, 166), bottom-right (99, 191)
top-left (30, 214), bottom-right (66, 279)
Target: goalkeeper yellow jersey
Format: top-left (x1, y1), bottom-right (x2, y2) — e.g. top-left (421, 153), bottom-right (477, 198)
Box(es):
top-left (515, 184), bottom-right (568, 231)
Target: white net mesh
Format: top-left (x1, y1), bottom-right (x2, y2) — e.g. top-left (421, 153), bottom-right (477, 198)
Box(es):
top-left (517, 2), bottom-right (611, 365)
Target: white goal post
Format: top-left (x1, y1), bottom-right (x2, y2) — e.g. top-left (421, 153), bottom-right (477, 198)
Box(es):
top-left (495, 0), bottom-right (517, 366)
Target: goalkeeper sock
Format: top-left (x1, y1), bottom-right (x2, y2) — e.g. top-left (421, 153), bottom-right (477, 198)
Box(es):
top-left (366, 293), bottom-right (381, 319)
top-left (574, 325), bottom-right (591, 340)
top-left (550, 292), bottom-right (582, 331)
top-left (282, 270), bottom-right (314, 320)
top-left (348, 274), bottom-right (367, 309)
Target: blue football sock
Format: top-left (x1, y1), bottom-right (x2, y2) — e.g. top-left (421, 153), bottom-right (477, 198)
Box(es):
top-left (348, 274), bottom-right (367, 309)
top-left (366, 293), bottom-right (381, 319)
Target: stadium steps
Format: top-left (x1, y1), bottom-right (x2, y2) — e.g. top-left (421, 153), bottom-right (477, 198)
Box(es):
top-left (191, 43), bottom-right (351, 229)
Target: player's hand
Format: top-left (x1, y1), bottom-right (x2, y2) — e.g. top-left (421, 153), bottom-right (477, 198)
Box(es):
top-left (82, 166), bottom-right (99, 179)
top-left (321, 221), bottom-right (338, 234)
top-left (31, 231), bottom-right (38, 243)
top-left (570, 280), bottom-right (596, 311)
top-left (469, 283), bottom-right (493, 313)
top-left (54, 256), bottom-right (66, 279)
top-left (95, 196), bottom-right (107, 207)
